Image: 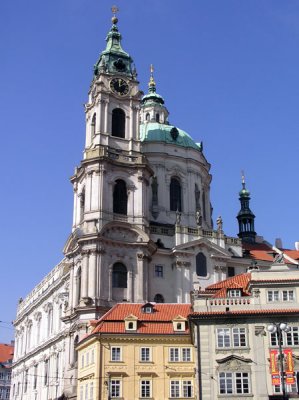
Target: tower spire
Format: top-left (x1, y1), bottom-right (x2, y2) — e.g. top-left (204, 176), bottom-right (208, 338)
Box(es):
top-left (237, 172), bottom-right (256, 243)
top-left (93, 6), bottom-right (135, 78)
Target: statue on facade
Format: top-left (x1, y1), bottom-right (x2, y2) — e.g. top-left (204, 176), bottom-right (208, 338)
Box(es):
top-left (216, 216), bottom-right (223, 233)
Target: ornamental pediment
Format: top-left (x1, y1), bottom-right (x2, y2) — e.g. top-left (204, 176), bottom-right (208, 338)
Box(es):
top-left (174, 238), bottom-right (232, 258)
top-left (100, 222), bottom-right (150, 245)
top-left (216, 355), bottom-right (252, 370)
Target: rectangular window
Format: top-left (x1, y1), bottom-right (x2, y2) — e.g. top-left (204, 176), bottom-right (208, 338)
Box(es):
top-left (232, 328), bottom-right (247, 347)
top-left (89, 382), bottom-right (94, 400)
top-left (86, 351), bottom-right (90, 366)
top-left (287, 327), bottom-right (299, 346)
top-left (283, 290), bottom-right (294, 301)
top-left (182, 348), bottom-right (191, 362)
top-left (85, 383), bottom-right (88, 400)
top-left (228, 289), bottom-right (241, 297)
top-left (219, 372), bottom-right (250, 394)
top-left (236, 372), bottom-right (250, 394)
top-left (140, 347), bottom-right (151, 362)
top-left (219, 372), bottom-right (233, 394)
top-left (217, 327), bottom-right (247, 348)
top-left (170, 380), bottom-right (193, 398)
top-left (169, 347), bottom-right (192, 362)
top-left (271, 326), bottom-right (299, 347)
top-left (227, 266), bottom-right (235, 277)
top-left (182, 380), bottom-right (193, 398)
top-left (111, 347), bottom-right (121, 362)
top-left (81, 354), bottom-right (85, 368)
top-left (91, 349), bottom-right (95, 364)
top-left (217, 328), bottom-right (230, 348)
top-left (140, 380), bottom-right (151, 398)
top-left (110, 380), bottom-right (121, 398)
top-left (268, 290), bottom-right (279, 302)
top-left (169, 348), bottom-right (179, 362)
top-left (170, 380), bottom-right (180, 398)
top-left (268, 289), bottom-right (295, 302)
top-left (154, 265), bottom-right (163, 277)
top-left (80, 385), bottom-right (83, 400)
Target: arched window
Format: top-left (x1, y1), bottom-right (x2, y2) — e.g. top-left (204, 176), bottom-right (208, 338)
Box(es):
top-left (156, 113), bottom-right (160, 122)
top-left (146, 113), bottom-right (150, 121)
top-left (91, 113), bottom-right (96, 136)
top-left (196, 252), bottom-right (207, 277)
top-left (170, 177), bottom-right (182, 212)
top-left (112, 108), bottom-right (125, 138)
top-left (154, 294), bottom-right (164, 303)
top-left (112, 263), bottom-right (127, 288)
top-left (113, 179), bottom-right (128, 215)
top-left (128, 322), bottom-right (133, 329)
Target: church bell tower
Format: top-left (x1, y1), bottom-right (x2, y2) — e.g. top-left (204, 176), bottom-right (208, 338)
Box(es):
top-left (64, 10), bottom-right (155, 323)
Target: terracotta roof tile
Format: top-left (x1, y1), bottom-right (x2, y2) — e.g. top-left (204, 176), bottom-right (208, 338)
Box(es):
top-left (206, 273), bottom-right (251, 291)
top-left (90, 303), bottom-right (192, 336)
top-left (0, 344), bottom-right (14, 363)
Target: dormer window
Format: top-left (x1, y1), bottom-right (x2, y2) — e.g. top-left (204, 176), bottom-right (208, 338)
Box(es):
top-left (124, 314), bottom-right (138, 331)
top-left (172, 316), bottom-right (187, 332)
top-left (142, 303), bottom-right (154, 314)
top-left (228, 289), bottom-right (241, 298)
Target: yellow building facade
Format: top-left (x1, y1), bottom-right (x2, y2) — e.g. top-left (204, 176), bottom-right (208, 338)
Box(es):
top-left (77, 303), bottom-right (196, 400)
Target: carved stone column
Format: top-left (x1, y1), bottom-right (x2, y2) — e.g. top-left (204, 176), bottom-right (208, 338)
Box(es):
top-left (136, 253), bottom-right (145, 302)
top-left (81, 251), bottom-right (89, 300)
top-left (68, 263), bottom-right (74, 309)
top-left (127, 270), bottom-right (133, 302)
top-left (108, 265), bottom-right (113, 301)
top-left (88, 250), bottom-right (97, 300)
top-left (97, 247), bottom-right (105, 299)
top-left (176, 262), bottom-right (183, 303)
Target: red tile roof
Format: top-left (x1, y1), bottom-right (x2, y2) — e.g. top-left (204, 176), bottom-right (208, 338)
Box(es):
top-left (0, 343), bottom-right (14, 363)
top-left (242, 242), bottom-right (299, 264)
top-left (206, 273), bottom-right (251, 291)
top-left (90, 303), bottom-right (192, 336)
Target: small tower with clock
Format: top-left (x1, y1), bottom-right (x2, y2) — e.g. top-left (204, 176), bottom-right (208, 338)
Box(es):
top-left (84, 8), bottom-right (142, 154)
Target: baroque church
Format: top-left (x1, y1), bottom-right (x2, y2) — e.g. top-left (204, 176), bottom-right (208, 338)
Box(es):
top-left (11, 11), bottom-right (285, 399)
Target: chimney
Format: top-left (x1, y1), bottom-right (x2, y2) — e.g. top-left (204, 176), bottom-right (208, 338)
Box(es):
top-left (275, 238), bottom-right (283, 249)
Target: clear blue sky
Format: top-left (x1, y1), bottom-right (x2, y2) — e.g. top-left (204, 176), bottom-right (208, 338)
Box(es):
top-left (1, 0), bottom-right (298, 342)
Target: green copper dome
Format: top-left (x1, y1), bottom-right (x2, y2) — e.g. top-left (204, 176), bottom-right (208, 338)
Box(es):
top-left (140, 122), bottom-right (202, 151)
top-left (93, 17), bottom-right (135, 78)
top-left (239, 187), bottom-right (250, 197)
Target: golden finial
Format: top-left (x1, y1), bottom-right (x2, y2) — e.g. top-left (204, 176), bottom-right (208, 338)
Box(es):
top-left (111, 5), bottom-right (119, 24)
top-left (149, 64), bottom-right (156, 89)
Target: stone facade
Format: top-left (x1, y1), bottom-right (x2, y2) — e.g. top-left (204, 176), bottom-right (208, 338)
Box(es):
top-left (190, 262), bottom-right (299, 399)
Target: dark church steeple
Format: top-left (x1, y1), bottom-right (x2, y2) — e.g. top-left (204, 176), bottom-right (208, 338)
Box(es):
top-left (237, 174), bottom-right (256, 243)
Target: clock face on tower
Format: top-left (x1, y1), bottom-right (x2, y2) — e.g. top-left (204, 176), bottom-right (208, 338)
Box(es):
top-left (110, 78), bottom-right (129, 96)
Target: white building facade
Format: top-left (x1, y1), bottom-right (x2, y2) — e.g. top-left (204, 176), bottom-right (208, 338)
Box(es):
top-left (11, 13), bottom-right (274, 399)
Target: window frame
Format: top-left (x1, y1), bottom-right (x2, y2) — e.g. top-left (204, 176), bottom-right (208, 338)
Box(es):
top-left (140, 379), bottom-right (152, 398)
top-left (219, 371), bottom-right (250, 395)
top-left (216, 327), bottom-right (247, 349)
top-left (110, 379), bottom-right (121, 398)
top-left (170, 379), bottom-right (193, 398)
top-left (154, 264), bottom-right (164, 278)
top-left (169, 347), bottom-right (192, 362)
top-left (267, 289), bottom-right (295, 303)
top-left (111, 347), bottom-right (122, 362)
top-left (140, 347), bottom-right (151, 362)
